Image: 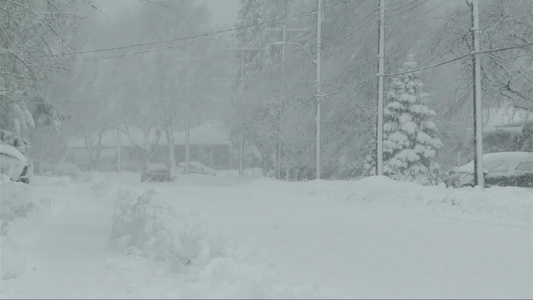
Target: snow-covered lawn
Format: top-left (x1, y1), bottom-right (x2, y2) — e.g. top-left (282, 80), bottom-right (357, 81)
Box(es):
top-left (1, 173), bottom-right (531, 298)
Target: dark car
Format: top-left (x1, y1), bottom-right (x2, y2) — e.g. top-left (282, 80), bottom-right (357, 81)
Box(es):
top-left (444, 152), bottom-right (533, 188)
top-left (141, 163), bottom-right (172, 182)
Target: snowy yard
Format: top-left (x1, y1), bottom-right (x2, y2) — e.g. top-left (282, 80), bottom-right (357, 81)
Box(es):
top-left (1, 172), bottom-right (531, 299)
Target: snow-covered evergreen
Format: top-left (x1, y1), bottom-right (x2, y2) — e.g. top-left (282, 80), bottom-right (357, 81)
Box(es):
top-left (383, 56), bottom-right (443, 184)
top-left (365, 56), bottom-right (443, 185)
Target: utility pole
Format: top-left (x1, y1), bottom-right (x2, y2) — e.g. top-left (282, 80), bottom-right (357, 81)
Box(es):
top-left (185, 56), bottom-right (190, 175)
top-left (376, 0), bottom-right (385, 176)
top-left (279, 24), bottom-right (286, 180)
top-left (315, 0), bottom-right (323, 180)
top-left (117, 101), bottom-right (121, 173)
top-left (223, 47), bottom-right (259, 176)
top-left (173, 54), bottom-right (207, 175)
top-left (239, 52), bottom-right (245, 176)
top-left (266, 25), bottom-right (308, 179)
top-left (113, 60), bottom-right (123, 173)
top-left (470, 0), bottom-right (484, 189)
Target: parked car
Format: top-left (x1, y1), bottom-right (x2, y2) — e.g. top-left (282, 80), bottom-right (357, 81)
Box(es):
top-left (52, 162), bottom-right (83, 179)
top-left (141, 163), bottom-right (172, 182)
top-left (444, 151), bottom-right (533, 188)
top-left (175, 161), bottom-right (216, 176)
top-left (0, 144), bottom-right (32, 184)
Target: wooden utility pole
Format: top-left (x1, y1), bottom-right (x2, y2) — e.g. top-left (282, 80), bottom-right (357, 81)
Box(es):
top-left (376, 0), bottom-right (385, 176)
top-left (315, 0), bottom-right (323, 180)
top-left (470, 0), bottom-right (484, 189)
top-left (266, 25), bottom-right (308, 179)
top-left (223, 47), bottom-right (259, 176)
top-left (173, 54), bottom-right (208, 175)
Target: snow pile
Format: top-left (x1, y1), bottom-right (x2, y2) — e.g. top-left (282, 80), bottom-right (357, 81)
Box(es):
top-left (89, 173), bottom-right (118, 198)
top-left (0, 173), bottom-right (11, 183)
top-left (0, 182), bottom-right (53, 280)
top-left (0, 182), bottom-right (35, 222)
top-left (108, 187), bottom-right (337, 298)
top-left (302, 176), bottom-right (532, 225)
top-left (109, 189), bottom-right (204, 268)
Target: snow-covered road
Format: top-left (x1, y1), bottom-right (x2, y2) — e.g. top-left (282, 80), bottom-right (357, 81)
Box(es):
top-left (1, 173), bottom-right (531, 298)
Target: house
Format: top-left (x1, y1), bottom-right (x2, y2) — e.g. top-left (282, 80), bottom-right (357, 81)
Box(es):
top-left (67, 122), bottom-right (232, 171)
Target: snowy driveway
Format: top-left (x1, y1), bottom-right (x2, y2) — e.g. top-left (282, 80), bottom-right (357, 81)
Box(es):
top-left (1, 173), bottom-right (531, 298)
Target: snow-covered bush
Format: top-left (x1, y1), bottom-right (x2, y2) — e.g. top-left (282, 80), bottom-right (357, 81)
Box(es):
top-left (107, 186), bottom-right (340, 297)
top-left (109, 189), bottom-right (209, 270)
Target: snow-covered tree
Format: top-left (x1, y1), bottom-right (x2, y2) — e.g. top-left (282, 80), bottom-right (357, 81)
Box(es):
top-left (0, 1), bottom-right (84, 139)
top-left (375, 56), bottom-right (443, 185)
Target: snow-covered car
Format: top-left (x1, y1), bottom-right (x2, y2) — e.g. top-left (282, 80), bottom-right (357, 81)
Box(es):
top-left (141, 163), bottom-right (172, 182)
top-left (0, 144), bottom-right (33, 184)
top-left (444, 151), bottom-right (533, 188)
top-left (175, 161), bottom-right (216, 176)
top-left (53, 163), bottom-right (82, 179)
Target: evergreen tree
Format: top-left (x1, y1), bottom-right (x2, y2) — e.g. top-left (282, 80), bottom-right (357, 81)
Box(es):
top-left (365, 56), bottom-right (443, 185)
top-left (383, 56), bottom-right (443, 184)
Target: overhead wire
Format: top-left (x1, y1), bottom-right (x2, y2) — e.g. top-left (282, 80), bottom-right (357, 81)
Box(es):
top-left (64, 0), bottom-right (353, 61)
top-left (326, 0), bottom-right (440, 51)
top-left (66, 0), bottom-right (434, 62)
top-left (381, 41), bottom-right (533, 77)
top-left (319, 40), bottom-right (533, 98)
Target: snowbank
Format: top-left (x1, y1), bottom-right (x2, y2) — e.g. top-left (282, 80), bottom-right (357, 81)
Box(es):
top-left (292, 176), bottom-right (532, 225)
top-left (106, 185), bottom-right (337, 298)
top-left (0, 182), bottom-right (54, 280)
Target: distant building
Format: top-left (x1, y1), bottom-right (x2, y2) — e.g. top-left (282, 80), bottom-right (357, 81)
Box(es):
top-left (67, 123), bottom-right (232, 171)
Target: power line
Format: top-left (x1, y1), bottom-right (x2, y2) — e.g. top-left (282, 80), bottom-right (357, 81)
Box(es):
top-left (477, 41), bottom-right (533, 55)
top-left (327, 0), bottom-right (440, 51)
top-left (322, 76), bottom-right (375, 97)
top-left (382, 41), bottom-right (533, 77)
top-left (66, 1), bottom-right (352, 59)
top-left (318, 40), bottom-right (533, 97)
top-left (385, 0), bottom-right (432, 20)
top-left (75, 35), bottom-right (224, 62)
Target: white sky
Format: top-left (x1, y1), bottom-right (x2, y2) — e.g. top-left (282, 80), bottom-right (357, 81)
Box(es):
top-left (93, 0), bottom-right (240, 27)
top-left (204, 0), bottom-right (240, 27)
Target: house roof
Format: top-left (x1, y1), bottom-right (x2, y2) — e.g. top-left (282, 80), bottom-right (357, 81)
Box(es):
top-left (68, 122), bottom-right (230, 148)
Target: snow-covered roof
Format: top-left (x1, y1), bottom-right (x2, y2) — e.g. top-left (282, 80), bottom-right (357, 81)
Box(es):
top-left (68, 123), bottom-right (229, 148)
top-left (0, 144), bottom-right (28, 163)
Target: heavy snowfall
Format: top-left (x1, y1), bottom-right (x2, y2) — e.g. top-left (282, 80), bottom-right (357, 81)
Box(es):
top-left (0, 0), bottom-right (532, 299)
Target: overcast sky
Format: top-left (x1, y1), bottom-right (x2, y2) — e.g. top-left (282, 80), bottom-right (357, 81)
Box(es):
top-left (93, 0), bottom-right (240, 27)
top-left (204, 0), bottom-right (240, 27)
